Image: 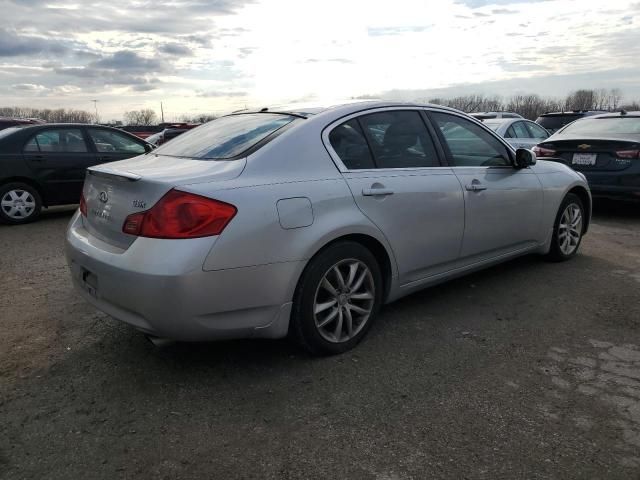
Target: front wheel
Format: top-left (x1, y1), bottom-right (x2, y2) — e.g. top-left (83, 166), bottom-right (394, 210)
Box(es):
top-left (290, 241), bottom-right (383, 356)
top-left (546, 193), bottom-right (585, 262)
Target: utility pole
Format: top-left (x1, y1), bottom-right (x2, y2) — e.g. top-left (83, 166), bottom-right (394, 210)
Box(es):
top-left (160, 102), bottom-right (165, 123)
top-left (91, 100), bottom-right (99, 124)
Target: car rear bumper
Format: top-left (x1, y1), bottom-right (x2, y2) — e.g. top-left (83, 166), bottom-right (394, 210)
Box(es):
top-left (65, 212), bottom-right (301, 341)
top-left (582, 170), bottom-right (640, 199)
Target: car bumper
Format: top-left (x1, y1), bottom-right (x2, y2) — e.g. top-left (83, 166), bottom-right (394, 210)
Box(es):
top-left (583, 171), bottom-right (640, 200)
top-left (65, 212), bottom-right (302, 341)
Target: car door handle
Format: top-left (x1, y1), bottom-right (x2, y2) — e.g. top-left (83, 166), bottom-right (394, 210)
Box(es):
top-left (29, 155), bottom-right (45, 162)
top-left (465, 183), bottom-right (487, 192)
top-left (97, 156), bottom-right (111, 161)
top-left (362, 187), bottom-right (394, 196)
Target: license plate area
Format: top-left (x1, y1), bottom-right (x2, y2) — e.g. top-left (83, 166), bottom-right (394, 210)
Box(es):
top-left (572, 153), bottom-right (597, 166)
top-left (80, 268), bottom-right (99, 298)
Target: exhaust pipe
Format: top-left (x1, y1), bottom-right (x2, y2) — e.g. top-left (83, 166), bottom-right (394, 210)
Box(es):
top-left (145, 335), bottom-right (175, 348)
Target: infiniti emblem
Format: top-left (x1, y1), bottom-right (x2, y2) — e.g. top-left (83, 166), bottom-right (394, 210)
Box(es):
top-left (99, 191), bottom-right (108, 203)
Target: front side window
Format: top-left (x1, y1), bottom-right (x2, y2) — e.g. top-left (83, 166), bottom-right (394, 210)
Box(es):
top-left (24, 129), bottom-right (88, 153)
top-left (154, 113), bottom-right (296, 159)
top-left (358, 111), bottom-right (439, 168)
top-left (329, 119), bottom-right (375, 169)
top-left (90, 129), bottom-right (146, 154)
top-left (430, 112), bottom-right (511, 167)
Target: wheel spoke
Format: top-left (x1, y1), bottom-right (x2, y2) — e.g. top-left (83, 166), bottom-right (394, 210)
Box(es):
top-left (350, 292), bottom-right (373, 300)
top-left (344, 307), bottom-right (353, 337)
top-left (315, 299), bottom-right (337, 315)
top-left (333, 308), bottom-right (343, 341)
top-left (321, 277), bottom-right (338, 296)
top-left (346, 262), bottom-right (358, 289)
top-left (8, 191), bottom-right (19, 201)
top-left (351, 270), bottom-right (367, 293)
top-left (347, 303), bottom-right (370, 315)
top-left (333, 266), bottom-right (346, 291)
top-left (317, 307), bottom-right (339, 328)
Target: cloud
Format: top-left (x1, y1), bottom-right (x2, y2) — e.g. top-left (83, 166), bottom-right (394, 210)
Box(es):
top-left (158, 43), bottom-right (193, 56)
top-left (198, 90), bottom-right (247, 98)
top-left (11, 83), bottom-right (48, 91)
top-left (0, 29), bottom-right (68, 57)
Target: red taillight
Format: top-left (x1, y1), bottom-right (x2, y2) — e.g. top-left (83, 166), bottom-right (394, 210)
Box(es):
top-left (615, 149), bottom-right (640, 159)
top-left (79, 192), bottom-right (87, 216)
top-left (532, 145), bottom-right (557, 158)
top-left (122, 189), bottom-right (237, 239)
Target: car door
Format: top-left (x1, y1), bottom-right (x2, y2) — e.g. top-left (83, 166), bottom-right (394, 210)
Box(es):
top-left (22, 127), bottom-right (94, 204)
top-left (324, 109), bottom-right (465, 284)
top-left (428, 111), bottom-right (544, 261)
top-left (86, 127), bottom-right (148, 164)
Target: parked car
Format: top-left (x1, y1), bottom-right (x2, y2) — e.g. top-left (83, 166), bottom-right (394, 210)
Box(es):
top-left (145, 128), bottom-right (190, 147)
top-left (66, 102), bottom-right (591, 355)
top-left (533, 111), bottom-right (640, 200)
top-left (536, 110), bottom-right (605, 134)
top-left (482, 118), bottom-right (550, 149)
top-left (120, 125), bottom-right (163, 139)
top-left (0, 117), bottom-right (45, 131)
top-left (470, 112), bottom-right (523, 120)
top-left (0, 124), bottom-right (153, 224)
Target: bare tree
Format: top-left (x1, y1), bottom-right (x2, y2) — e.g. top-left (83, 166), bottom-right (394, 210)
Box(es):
top-left (124, 109), bottom-right (157, 125)
top-left (0, 106), bottom-right (94, 123)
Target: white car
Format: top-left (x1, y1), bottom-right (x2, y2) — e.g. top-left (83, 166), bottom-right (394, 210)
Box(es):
top-left (482, 118), bottom-right (551, 149)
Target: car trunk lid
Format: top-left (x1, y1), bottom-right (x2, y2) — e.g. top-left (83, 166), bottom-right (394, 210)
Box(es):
top-left (82, 154), bottom-right (245, 249)
top-left (540, 137), bottom-right (640, 172)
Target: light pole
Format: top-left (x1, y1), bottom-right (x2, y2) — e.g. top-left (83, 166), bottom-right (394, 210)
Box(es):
top-left (91, 100), bottom-right (99, 124)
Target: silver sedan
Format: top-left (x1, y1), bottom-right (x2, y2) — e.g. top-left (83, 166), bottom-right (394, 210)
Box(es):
top-left (66, 102), bottom-right (591, 355)
top-left (482, 118), bottom-right (551, 150)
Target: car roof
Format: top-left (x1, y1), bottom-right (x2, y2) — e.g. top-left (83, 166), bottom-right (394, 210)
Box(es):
top-left (588, 111), bottom-right (640, 119)
top-left (539, 110), bottom-right (605, 117)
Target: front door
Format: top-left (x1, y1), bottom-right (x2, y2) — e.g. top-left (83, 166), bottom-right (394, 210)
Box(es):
top-left (326, 109), bottom-right (465, 285)
top-left (429, 111), bottom-right (544, 260)
top-left (22, 127), bottom-right (94, 204)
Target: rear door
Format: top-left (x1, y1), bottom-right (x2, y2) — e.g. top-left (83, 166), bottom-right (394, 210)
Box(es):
top-left (324, 108), bottom-right (465, 284)
top-left (22, 127), bottom-right (94, 204)
top-left (86, 127), bottom-right (148, 164)
top-left (428, 111), bottom-right (544, 261)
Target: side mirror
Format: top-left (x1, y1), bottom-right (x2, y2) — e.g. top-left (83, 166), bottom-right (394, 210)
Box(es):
top-left (144, 143), bottom-right (155, 153)
top-left (515, 148), bottom-right (537, 169)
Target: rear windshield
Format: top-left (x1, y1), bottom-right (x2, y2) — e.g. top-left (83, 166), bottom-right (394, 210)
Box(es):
top-left (560, 117), bottom-right (640, 135)
top-left (153, 113), bottom-right (296, 159)
top-left (536, 114), bottom-right (583, 132)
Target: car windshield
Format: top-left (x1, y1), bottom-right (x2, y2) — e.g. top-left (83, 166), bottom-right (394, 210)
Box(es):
top-left (0, 126), bottom-right (21, 139)
top-left (560, 117), bottom-right (640, 136)
top-left (153, 113), bottom-right (297, 159)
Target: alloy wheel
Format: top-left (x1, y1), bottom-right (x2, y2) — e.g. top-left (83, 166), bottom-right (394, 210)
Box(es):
top-left (558, 203), bottom-right (583, 255)
top-left (313, 259), bottom-right (376, 343)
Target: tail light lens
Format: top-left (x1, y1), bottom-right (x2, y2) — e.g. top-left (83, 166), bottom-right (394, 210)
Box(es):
top-left (79, 192), bottom-right (87, 216)
top-left (122, 189), bottom-right (237, 239)
top-left (532, 145), bottom-right (557, 158)
top-left (615, 149), bottom-right (640, 159)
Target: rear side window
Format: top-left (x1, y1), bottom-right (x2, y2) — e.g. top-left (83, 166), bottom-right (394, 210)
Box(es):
top-left (359, 111), bottom-right (439, 168)
top-left (526, 122), bottom-right (549, 139)
top-left (329, 119), bottom-right (375, 169)
top-left (89, 129), bottom-right (146, 154)
top-left (24, 129), bottom-right (88, 153)
top-left (511, 122), bottom-right (531, 138)
top-left (154, 113), bottom-right (295, 159)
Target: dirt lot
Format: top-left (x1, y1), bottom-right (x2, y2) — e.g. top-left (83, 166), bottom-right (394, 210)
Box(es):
top-left (1, 201), bottom-right (639, 479)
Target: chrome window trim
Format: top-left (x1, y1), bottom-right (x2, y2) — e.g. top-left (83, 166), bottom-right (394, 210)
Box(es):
top-left (322, 106), bottom-right (518, 173)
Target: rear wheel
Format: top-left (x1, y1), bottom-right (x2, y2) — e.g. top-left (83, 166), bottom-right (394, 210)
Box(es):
top-left (290, 241), bottom-right (383, 356)
top-left (0, 182), bottom-right (42, 225)
top-left (546, 193), bottom-right (585, 261)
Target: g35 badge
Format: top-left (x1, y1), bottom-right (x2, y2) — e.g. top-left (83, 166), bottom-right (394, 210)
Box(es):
top-left (133, 200), bottom-right (147, 209)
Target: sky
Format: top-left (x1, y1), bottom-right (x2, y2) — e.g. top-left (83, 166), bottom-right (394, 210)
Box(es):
top-left (1, 0), bottom-right (640, 121)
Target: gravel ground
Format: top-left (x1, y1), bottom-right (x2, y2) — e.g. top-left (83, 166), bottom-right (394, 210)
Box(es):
top-left (1, 201), bottom-right (639, 480)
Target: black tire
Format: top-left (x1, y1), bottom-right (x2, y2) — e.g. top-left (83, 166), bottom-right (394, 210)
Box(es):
top-left (546, 193), bottom-right (585, 262)
top-left (0, 182), bottom-right (42, 225)
top-left (290, 241), bottom-right (384, 356)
